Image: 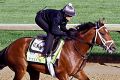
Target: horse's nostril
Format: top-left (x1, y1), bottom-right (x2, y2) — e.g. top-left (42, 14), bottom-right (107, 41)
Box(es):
top-left (111, 46), bottom-right (116, 52)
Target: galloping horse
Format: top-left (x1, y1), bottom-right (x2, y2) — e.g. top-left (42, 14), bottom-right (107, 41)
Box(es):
top-left (0, 19), bottom-right (116, 80)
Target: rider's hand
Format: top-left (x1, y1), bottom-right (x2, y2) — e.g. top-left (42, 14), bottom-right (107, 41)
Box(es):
top-left (67, 28), bottom-right (77, 39)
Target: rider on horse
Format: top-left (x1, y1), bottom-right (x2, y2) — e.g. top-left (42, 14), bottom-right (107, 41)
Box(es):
top-left (35, 3), bottom-right (76, 56)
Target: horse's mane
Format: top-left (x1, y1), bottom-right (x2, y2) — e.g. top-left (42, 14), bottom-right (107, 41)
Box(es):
top-left (76, 22), bottom-right (96, 31)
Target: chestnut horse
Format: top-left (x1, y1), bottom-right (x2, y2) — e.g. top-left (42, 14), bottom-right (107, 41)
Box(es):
top-left (0, 19), bottom-right (116, 80)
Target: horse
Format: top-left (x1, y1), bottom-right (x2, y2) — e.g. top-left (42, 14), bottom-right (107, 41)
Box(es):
top-left (0, 19), bottom-right (116, 80)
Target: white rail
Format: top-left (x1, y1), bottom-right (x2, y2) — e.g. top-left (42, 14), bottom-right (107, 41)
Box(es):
top-left (0, 24), bottom-right (120, 31)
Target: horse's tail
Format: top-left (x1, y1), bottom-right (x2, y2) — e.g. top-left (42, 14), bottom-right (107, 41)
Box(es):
top-left (0, 47), bottom-right (7, 69)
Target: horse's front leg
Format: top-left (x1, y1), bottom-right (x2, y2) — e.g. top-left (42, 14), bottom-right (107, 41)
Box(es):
top-left (73, 70), bottom-right (90, 80)
top-left (12, 64), bottom-right (27, 80)
top-left (56, 72), bottom-right (69, 80)
top-left (8, 58), bottom-right (28, 80)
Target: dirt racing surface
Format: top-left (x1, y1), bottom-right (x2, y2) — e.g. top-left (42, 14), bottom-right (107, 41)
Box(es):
top-left (0, 63), bottom-right (120, 80)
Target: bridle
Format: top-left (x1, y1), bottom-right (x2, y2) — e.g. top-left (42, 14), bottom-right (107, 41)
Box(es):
top-left (94, 23), bottom-right (114, 53)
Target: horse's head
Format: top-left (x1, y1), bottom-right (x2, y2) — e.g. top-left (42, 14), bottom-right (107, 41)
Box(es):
top-left (75, 19), bottom-right (116, 54)
top-left (94, 19), bottom-right (116, 53)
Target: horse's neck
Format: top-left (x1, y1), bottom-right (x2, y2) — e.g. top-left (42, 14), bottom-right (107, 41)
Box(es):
top-left (63, 29), bottom-right (95, 57)
top-left (76, 29), bottom-right (95, 54)
top-left (74, 40), bottom-right (90, 56)
top-left (63, 39), bottom-right (90, 57)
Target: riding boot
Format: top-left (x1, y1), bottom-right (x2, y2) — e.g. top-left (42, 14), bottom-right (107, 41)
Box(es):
top-left (43, 33), bottom-right (54, 57)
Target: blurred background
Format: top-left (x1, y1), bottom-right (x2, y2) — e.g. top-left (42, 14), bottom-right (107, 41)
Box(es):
top-left (0, 0), bottom-right (120, 24)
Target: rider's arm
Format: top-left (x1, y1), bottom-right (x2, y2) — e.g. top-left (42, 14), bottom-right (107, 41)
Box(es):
top-left (51, 18), bottom-right (67, 36)
top-left (60, 22), bottom-right (68, 32)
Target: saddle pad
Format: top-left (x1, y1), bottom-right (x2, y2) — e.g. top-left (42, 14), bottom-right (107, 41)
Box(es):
top-left (27, 50), bottom-right (46, 63)
top-left (27, 38), bottom-right (65, 64)
top-left (29, 38), bottom-right (45, 53)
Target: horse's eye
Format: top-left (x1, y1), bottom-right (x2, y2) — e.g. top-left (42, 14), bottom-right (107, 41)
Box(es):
top-left (100, 32), bottom-right (105, 35)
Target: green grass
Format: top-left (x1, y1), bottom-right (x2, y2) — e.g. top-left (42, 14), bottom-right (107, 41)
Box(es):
top-left (0, 0), bottom-right (120, 24)
top-left (0, 31), bottom-right (120, 54)
top-left (0, 30), bottom-right (45, 49)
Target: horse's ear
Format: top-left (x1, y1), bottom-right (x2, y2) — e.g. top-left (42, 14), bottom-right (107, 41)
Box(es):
top-left (99, 18), bottom-right (106, 26)
top-left (101, 18), bottom-right (106, 24)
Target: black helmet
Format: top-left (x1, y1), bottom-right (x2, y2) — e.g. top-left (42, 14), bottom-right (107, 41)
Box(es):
top-left (63, 3), bottom-right (76, 17)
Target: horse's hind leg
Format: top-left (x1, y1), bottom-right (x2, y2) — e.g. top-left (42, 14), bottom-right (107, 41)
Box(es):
top-left (73, 70), bottom-right (90, 80)
top-left (27, 68), bottom-right (40, 80)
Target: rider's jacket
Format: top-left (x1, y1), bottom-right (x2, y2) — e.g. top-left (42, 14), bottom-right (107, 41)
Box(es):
top-left (37, 9), bottom-right (68, 36)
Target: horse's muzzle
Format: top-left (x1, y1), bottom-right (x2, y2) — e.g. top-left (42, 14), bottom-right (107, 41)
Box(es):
top-left (107, 44), bottom-right (116, 54)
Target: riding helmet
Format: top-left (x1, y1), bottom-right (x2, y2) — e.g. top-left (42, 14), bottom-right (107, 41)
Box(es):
top-left (63, 3), bottom-right (76, 17)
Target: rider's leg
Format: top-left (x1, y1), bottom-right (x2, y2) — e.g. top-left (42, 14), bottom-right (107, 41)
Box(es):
top-left (35, 14), bottom-right (49, 32)
top-left (35, 14), bottom-right (52, 56)
top-left (43, 33), bottom-right (54, 56)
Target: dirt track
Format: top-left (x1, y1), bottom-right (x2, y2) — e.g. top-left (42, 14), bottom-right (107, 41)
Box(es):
top-left (0, 63), bottom-right (120, 80)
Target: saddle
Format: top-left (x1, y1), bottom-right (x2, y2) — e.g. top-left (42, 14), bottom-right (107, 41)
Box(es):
top-left (26, 35), bottom-right (65, 64)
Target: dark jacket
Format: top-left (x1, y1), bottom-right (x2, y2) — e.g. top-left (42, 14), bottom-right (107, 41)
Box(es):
top-left (37, 9), bottom-right (68, 36)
